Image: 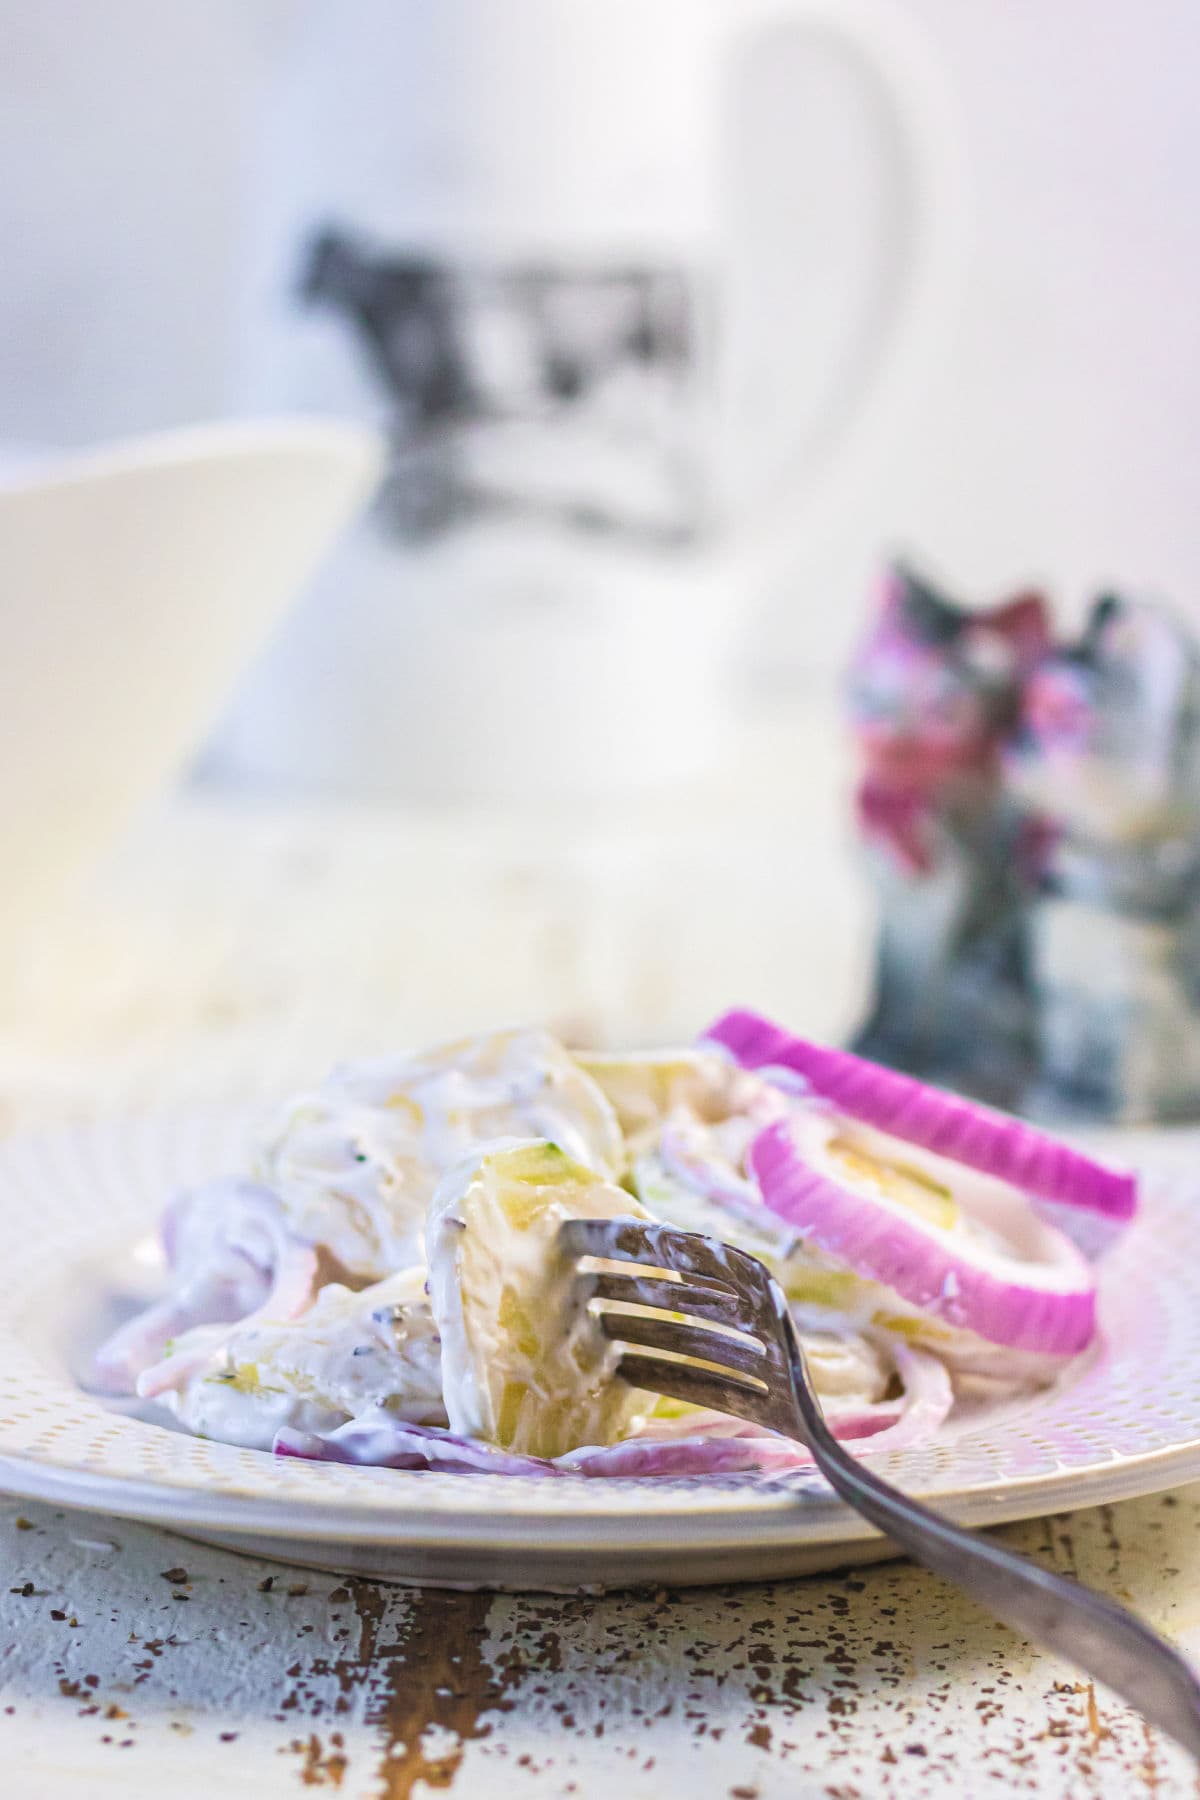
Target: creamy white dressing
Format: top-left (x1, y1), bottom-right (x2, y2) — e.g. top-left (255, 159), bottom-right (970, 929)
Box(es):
top-left (157, 1267), bottom-right (445, 1450)
top-left (256, 1027), bottom-right (624, 1280)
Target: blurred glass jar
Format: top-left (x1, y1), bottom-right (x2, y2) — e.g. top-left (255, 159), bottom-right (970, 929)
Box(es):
top-left (210, 0), bottom-right (963, 804)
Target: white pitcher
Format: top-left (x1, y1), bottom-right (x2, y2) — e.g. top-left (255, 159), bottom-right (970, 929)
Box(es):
top-left (217, 0), bottom-right (965, 801)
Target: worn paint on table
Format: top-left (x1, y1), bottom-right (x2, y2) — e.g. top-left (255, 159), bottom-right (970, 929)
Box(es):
top-left (1, 1489), bottom-right (1198, 1798)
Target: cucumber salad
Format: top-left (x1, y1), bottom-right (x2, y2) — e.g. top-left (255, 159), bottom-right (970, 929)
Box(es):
top-left (91, 1012), bottom-right (1135, 1479)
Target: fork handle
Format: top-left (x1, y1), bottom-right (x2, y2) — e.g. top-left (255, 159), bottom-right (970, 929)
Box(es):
top-left (783, 1324), bottom-right (1200, 1758)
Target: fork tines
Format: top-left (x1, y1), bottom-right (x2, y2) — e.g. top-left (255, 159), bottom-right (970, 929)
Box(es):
top-left (558, 1216), bottom-right (794, 1432)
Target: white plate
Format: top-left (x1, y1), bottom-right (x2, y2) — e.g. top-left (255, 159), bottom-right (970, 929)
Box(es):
top-left (2, 1109), bottom-right (1198, 1590)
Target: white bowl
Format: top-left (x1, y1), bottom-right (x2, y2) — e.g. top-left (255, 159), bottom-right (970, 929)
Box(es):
top-left (0, 417), bottom-right (382, 951)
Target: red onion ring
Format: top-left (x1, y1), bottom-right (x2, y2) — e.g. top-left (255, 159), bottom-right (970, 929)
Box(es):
top-left (750, 1117), bottom-right (1096, 1355)
top-left (704, 1009), bottom-right (1136, 1222)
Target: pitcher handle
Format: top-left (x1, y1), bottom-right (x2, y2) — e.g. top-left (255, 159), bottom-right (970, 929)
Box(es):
top-left (713, 0), bottom-right (967, 565)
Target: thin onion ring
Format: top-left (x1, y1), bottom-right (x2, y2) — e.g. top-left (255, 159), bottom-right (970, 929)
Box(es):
top-left (704, 1009), bottom-right (1136, 1221)
top-left (750, 1117), bottom-right (1096, 1355)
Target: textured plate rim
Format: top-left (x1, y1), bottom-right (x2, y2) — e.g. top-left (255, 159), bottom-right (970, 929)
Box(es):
top-left (4, 1438), bottom-right (1200, 1554)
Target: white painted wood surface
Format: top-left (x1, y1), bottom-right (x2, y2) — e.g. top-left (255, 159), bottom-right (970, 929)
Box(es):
top-left (3, 1488), bottom-right (1198, 1797)
top-left (2, 780), bottom-right (1198, 1796)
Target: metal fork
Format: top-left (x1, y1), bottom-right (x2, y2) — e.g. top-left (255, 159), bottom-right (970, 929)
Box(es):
top-left (560, 1217), bottom-right (1200, 1758)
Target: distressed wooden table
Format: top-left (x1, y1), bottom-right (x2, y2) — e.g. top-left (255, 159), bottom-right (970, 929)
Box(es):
top-left (3, 1488), bottom-right (1199, 1797)
top-left (2, 778), bottom-right (1199, 1795)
